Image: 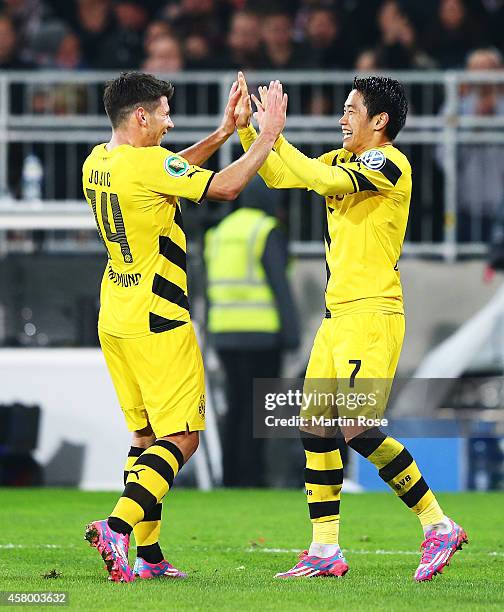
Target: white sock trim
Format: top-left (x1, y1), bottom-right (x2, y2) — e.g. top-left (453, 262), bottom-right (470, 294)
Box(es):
top-left (423, 515), bottom-right (452, 535)
top-left (308, 543), bottom-right (340, 558)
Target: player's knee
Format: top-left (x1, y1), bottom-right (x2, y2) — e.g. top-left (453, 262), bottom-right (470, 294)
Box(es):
top-left (186, 430), bottom-right (200, 458)
top-left (299, 424), bottom-right (339, 439)
top-left (158, 430), bottom-right (200, 462)
top-left (132, 423), bottom-right (155, 449)
top-left (345, 425), bottom-right (385, 447)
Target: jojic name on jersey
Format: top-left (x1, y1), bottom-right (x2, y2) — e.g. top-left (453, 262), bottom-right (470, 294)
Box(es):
top-left (89, 169), bottom-right (111, 187)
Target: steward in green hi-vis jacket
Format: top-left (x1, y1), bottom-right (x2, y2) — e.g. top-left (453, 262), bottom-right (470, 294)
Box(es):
top-left (204, 177), bottom-right (300, 486)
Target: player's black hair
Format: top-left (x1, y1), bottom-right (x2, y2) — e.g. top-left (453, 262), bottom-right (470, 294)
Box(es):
top-left (352, 76), bottom-right (408, 140)
top-left (103, 72), bottom-right (174, 129)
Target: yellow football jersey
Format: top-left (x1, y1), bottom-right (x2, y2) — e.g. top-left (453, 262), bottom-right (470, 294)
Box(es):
top-left (238, 126), bottom-right (411, 317)
top-left (82, 144), bottom-right (214, 337)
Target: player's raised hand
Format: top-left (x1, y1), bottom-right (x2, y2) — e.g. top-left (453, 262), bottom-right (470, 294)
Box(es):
top-left (257, 80), bottom-right (288, 138)
top-left (251, 85), bottom-right (267, 125)
top-left (234, 71), bottom-right (253, 129)
top-left (219, 80), bottom-right (241, 136)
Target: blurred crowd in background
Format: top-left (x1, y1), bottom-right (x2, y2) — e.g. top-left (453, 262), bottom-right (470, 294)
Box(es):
top-left (1, 0), bottom-right (503, 245)
top-left (0, 0), bottom-right (503, 73)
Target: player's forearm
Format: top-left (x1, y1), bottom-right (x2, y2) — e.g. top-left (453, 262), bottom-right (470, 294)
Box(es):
top-left (275, 135), bottom-right (355, 196)
top-left (178, 127), bottom-right (231, 166)
top-left (207, 129), bottom-right (278, 200)
top-left (238, 125), bottom-right (283, 188)
top-left (238, 124), bottom-right (305, 189)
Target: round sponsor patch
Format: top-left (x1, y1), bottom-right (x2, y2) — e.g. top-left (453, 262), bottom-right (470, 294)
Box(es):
top-left (360, 149), bottom-right (386, 171)
top-left (164, 155), bottom-right (189, 177)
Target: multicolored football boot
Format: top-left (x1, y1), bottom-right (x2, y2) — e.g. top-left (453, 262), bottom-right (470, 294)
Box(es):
top-left (414, 518), bottom-right (468, 581)
top-left (275, 548), bottom-right (349, 578)
top-left (84, 519), bottom-right (134, 583)
top-left (133, 557), bottom-right (187, 579)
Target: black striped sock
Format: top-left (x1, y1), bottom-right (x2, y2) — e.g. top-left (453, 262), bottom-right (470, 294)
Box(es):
top-left (302, 434), bottom-right (343, 526)
top-left (122, 447), bottom-right (164, 563)
top-left (347, 427), bottom-right (436, 516)
top-left (109, 440), bottom-right (184, 533)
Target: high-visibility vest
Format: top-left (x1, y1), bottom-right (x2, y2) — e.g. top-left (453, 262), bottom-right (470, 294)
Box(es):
top-left (205, 207), bottom-right (280, 333)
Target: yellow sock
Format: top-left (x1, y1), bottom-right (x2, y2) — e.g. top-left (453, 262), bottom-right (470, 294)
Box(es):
top-left (123, 447), bottom-right (164, 563)
top-left (302, 436), bottom-right (343, 545)
top-left (417, 499), bottom-right (445, 527)
top-left (313, 519), bottom-right (340, 544)
top-left (134, 516), bottom-right (161, 546)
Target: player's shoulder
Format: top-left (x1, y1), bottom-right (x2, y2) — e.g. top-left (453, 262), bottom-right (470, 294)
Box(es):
top-left (133, 146), bottom-right (191, 177)
top-left (359, 145), bottom-right (411, 174)
top-left (121, 144), bottom-right (167, 162)
top-left (385, 145), bottom-right (411, 174)
top-left (357, 145), bottom-right (411, 192)
top-left (83, 143), bottom-right (106, 165)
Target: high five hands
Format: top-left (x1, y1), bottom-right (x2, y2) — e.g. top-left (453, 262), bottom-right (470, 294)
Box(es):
top-left (234, 72), bottom-right (252, 129)
top-left (251, 85), bottom-right (268, 127)
top-left (220, 79), bottom-right (241, 136)
top-left (234, 71), bottom-right (287, 137)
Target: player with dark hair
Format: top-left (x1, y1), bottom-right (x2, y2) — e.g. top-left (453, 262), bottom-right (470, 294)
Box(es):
top-left (236, 74), bottom-right (468, 581)
top-left (82, 71), bottom-right (287, 582)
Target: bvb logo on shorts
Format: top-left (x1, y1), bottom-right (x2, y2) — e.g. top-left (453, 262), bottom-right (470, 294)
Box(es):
top-left (198, 394), bottom-right (206, 418)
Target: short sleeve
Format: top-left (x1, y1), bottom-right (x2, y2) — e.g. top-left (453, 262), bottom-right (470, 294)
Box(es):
top-left (142, 147), bottom-right (215, 203)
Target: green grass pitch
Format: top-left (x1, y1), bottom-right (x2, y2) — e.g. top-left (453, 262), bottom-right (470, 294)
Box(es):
top-left (0, 489), bottom-right (503, 611)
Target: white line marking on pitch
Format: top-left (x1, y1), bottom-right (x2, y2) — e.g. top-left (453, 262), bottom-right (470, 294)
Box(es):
top-left (246, 547), bottom-right (504, 557)
top-left (0, 544), bottom-right (75, 549)
top-left (1, 543), bottom-right (502, 558)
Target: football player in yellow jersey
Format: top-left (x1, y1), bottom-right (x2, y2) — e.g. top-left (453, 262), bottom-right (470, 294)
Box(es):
top-left (236, 74), bottom-right (467, 581)
top-left (82, 71), bottom-right (288, 582)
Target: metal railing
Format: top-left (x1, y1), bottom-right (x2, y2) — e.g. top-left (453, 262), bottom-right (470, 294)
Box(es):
top-left (0, 70), bottom-right (503, 260)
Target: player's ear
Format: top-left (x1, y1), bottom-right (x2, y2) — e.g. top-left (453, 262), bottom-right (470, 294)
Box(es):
top-left (135, 106), bottom-right (148, 127)
top-left (375, 112), bottom-right (389, 132)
